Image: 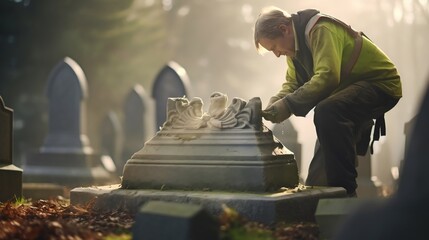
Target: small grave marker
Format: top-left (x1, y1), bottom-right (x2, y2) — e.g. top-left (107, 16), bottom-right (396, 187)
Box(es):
top-left (0, 96), bottom-right (23, 202)
top-left (133, 201), bottom-right (219, 240)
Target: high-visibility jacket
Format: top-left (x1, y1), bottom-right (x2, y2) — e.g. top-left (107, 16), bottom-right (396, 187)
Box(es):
top-left (273, 9), bottom-right (402, 116)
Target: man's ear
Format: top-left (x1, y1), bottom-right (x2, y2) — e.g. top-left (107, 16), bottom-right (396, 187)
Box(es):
top-left (278, 24), bottom-right (289, 34)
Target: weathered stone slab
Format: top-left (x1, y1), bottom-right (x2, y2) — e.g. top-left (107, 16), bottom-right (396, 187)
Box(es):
top-left (0, 96), bottom-right (23, 202)
top-left (71, 184), bottom-right (346, 225)
top-left (133, 201), bottom-right (219, 240)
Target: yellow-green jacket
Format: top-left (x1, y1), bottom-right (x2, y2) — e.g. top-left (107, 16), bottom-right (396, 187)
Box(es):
top-left (273, 10), bottom-right (402, 116)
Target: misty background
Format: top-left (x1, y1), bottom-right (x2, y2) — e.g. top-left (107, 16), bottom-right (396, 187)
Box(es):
top-left (1, 0), bottom-right (428, 189)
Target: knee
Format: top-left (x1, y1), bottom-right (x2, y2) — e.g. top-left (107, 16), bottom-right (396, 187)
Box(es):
top-left (314, 100), bottom-right (336, 128)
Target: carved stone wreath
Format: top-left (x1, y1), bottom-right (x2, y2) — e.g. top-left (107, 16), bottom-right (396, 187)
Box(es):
top-left (161, 92), bottom-right (262, 130)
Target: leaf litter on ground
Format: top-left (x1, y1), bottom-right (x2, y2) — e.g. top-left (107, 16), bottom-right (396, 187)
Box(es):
top-left (0, 197), bottom-right (319, 240)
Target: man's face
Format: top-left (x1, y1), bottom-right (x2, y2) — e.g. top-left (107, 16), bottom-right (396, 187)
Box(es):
top-left (259, 24), bottom-right (295, 58)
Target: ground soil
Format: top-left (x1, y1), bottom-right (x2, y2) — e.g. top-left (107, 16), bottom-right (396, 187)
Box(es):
top-left (0, 197), bottom-right (319, 240)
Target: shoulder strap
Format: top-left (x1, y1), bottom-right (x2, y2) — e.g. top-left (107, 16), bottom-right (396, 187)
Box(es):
top-left (304, 14), bottom-right (323, 48)
top-left (304, 14), bottom-right (363, 80)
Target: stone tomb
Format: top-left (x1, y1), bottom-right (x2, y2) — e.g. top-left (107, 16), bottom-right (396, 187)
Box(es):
top-left (0, 96), bottom-right (23, 202)
top-left (71, 93), bottom-right (346, 224)
top-left (122, 92), bottom-right (298, 191)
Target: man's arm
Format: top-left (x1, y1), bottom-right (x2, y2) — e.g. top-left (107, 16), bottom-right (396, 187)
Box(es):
top-left (285, 22), bottom-right (344, 116)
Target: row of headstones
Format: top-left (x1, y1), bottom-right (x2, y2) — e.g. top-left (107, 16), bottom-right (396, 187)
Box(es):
top-left (101, 61), bottom-right (192, 174)
top-left (30, 57), bottom-right (303, 179)
top-left (21, 57), bottom-right (191, 187)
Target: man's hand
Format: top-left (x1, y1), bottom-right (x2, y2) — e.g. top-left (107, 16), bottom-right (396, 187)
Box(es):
top-left (262, 98), bottom-right (292, 123)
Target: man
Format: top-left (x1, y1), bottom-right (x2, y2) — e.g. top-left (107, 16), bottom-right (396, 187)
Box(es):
top-left (254, 6), bottom-right (402, 196)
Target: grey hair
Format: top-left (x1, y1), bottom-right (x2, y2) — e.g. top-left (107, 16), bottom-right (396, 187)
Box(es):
top-left (253, 6), bottom-right (292, 52)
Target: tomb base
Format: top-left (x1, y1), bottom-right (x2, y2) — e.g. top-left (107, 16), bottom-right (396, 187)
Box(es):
top-left (23, 152), bottom-right (118, 188)
top-left (122, 128), bottom-right (299, 192)
top-left (71, 184), bottom-right (346, 225)
top-left (0, 164), bottom-right (23, 202)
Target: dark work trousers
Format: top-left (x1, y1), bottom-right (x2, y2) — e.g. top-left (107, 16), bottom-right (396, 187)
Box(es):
top-left (305, 81), bottom-right (399, 194)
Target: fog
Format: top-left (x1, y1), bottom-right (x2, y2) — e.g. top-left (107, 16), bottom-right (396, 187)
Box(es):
top-left (2, 0), bottom-right (428, 189)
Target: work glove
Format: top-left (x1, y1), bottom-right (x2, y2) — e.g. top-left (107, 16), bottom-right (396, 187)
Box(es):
top-left (262, 98), bottom-right (292, 123)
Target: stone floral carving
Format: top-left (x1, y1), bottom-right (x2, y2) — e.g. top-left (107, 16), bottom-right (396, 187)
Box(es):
top-left (162, 92), bottom-right (262, 130)
top-left (163, 97), bottom-right (209, 129)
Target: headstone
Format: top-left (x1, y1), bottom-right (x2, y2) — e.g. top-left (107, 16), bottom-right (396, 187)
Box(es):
top-left (396, 115), bottom-right (418, 182)
top-left (272, 120), bottom-right (302, 175)
top-left (0, 96), bottom-right (23, 202)
top-left (122, 85), bottom-right (155, 172)
top-left (356, 151), bottom-right (380, 198)
top-left (388, 115), bottom-right (418, 190)
top-left (152, 61), bottom-right (191, 129)
top-left (100, 111), bottom-right (122, 175)
top-left (122, 93), bottom-right (299, 192)
top-left (133, 201), bottom-right (219, 240)
top-left (23, 57), bottom-right (115, 188)
top-left (404, 115), bottom-right (417, 154)
top-left (306, 140), bottom-right (328, 186)
top-left (315, 198), bottom-right (365, 239)
top-left (355, 120), bottom-right (380, 198)
top-left (42, 56), bottom-right (92, 154)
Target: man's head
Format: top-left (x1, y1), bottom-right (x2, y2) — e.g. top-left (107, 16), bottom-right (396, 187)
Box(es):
top-left (254, 6), bottom-right (295, 57)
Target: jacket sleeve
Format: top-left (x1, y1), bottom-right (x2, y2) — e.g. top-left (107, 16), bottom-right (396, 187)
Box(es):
top-left (285, 23), bottom-right (343, 116)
